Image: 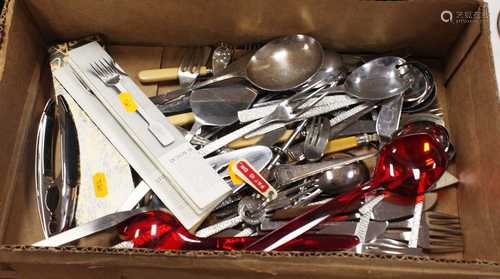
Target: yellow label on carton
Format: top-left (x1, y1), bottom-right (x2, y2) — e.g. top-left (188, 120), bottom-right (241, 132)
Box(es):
top-left (118, 92), bottom-right (138, 112)
top-left (228, 160), bottom-right (244, 186)
top-left (93, 172), bottom-right (108, 198)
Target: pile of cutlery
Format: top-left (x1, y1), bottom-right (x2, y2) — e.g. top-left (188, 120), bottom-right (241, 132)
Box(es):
top-left (34, 34), bottom-right (462, 256)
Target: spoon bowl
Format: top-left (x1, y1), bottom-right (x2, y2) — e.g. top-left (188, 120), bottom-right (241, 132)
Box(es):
top-left (344, 56), bottom-right (412, 100)
top-left (187, 34), bottom-right (324, 92)
top-left (246, 34), bottom-right (324, 91)
top-left (297, 49), bottom-right (345, 91)
top-left (151, 35), bottom-right (324, 106)
top-left (244, 124), bottom-right (450, 251)
top-left (315, 153), bottom-right (370, 195)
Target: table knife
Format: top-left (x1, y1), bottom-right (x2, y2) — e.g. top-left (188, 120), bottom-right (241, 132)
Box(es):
top-left (33, 207), bottom-right (153, 247)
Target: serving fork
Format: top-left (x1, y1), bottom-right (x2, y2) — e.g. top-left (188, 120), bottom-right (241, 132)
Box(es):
top-left (365, 211), bottom-right (463, 255)
top-left (90, 58), bottom-right (173, 146)
top-left (178, 46), bottom-right (212, 87)
top-left (304, 116), bottom-right (330, 161)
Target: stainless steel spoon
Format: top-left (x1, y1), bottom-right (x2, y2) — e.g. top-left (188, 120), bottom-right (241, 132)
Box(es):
top-left (325, 56), bottom-right (413, 100)
top-left (299, 49), bottom-right (346, 91)
top-left (291, 153), bottom-right (370, 207)
top-left (314, 153), bottom-right (370, 195)
top-left (272, 151), bottom-right (377, 186)
top-left (177, 34), bottom-right (324, 93)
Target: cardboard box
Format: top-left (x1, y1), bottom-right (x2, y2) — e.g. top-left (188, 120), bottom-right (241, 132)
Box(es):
top-left (0, 0), bottom-right (499, 277)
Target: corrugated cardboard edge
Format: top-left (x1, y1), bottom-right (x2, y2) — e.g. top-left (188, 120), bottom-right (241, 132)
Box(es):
top-left (0, 0), bottom-right (48, 243)
top-left (445, 2), bottom-right (500, 261)
top-left (0, 0), bottom-right (13, 80)
top-left (480, 1), bottom-right (500, 98)
top-left (0, 0), bottom-right (8, 45)
top-left (1, 246), bottom-right (500, 276)
top-left (444, 2), bottom-right (484, 82)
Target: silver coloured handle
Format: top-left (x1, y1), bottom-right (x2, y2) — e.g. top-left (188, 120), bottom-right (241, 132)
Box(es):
top-left (35, 99), bottom-right (57, 238)
top-left (273, 152), bottom-right (378, 186)
top-left (191, 72), bottom-right (241, 90)
top-left (56, 95), bottom-right (80, 234)
top-left (199, 119), bottom-right (266, 157)
top-left (114, 83), bottom-right (174, 147)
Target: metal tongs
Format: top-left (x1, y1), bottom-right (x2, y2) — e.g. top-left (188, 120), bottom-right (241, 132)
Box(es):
top-left (35, 96), bottom-right (80, 238)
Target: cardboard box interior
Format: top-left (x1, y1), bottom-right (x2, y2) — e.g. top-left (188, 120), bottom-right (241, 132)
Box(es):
top-left (0, 0), bottom-right (499, 277)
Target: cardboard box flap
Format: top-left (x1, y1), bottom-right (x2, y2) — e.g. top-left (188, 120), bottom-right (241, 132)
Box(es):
top-left (26, 0), bottom-right (478, 57)
top-left (445, 15), bottom-right (500, 260)
top-left (444, 6), bottom-right (483, 82)
top-left (0, 0), bottom-right (48, 242)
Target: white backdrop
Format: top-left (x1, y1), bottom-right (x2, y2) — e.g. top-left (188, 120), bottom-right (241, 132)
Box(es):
top-left (485, 0), bottom-right (500, 98)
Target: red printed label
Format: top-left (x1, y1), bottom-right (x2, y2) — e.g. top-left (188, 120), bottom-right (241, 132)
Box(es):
top-left (235, 160), bottom-right (270, 192)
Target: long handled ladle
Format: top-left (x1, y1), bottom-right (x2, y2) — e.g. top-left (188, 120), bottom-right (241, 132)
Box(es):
top-left (118, 210), bottom-right (359, 251)
top-left (244, 123), bottom-right (451, 251)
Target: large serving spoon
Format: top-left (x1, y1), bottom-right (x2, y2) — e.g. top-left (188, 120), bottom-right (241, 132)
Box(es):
top-left (194, 34), bottom-right (323, 92)
top-left (295, 48), bottom-right (346, 92)
top-left (244, 124), bottom-right (450, 251)
top-left (150, 34), bottom-right (324, 106)
top-left (154, 46), bottom-right (341, 116)
top-left (323, 56), bottom-right (413, 100)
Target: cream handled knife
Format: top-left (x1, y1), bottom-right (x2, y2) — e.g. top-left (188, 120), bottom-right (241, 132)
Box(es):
top-left (139, 66), bottom-right (211, 83)
top-left (138, 46), bottom-right (212, 83)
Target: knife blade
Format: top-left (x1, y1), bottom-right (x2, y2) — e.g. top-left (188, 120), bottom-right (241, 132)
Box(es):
top-left (255, 127), bottom-right (288, 147)
top-left (336, 120), bottom-right (376, 137)
top-left (33, 207), bottom-right (153, 247)
top-left (260, 219), bottom-right (387, 243)
top-left (376, 94), bottom-right (404, 139)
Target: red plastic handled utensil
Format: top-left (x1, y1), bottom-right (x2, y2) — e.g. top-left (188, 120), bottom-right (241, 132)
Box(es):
top-left (118, 210), bottom-right (359, 251)
top-left (244, 127), bottom-right (450, 251)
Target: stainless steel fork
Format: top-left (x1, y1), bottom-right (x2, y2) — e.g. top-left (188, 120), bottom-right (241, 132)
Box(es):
top-left (199, 86), bottom-right (332, 157)
top-left (239, 42), bottom-right (265, 51)
top-left (178, 47), bottom-right (211, 87)
top-left (304, 116), bottom-right (330, 161)
top-left (374, 211), bottom-right (464, 254)
top-left (90, 58), bottom-right (174, 146)
top-left (362, 238), bottom-right (424, 256)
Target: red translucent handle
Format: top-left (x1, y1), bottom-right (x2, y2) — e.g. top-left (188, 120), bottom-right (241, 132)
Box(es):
top-left (244, 187), bottom-right (365, 251)
top-left (119, 211), bottom-right (359, 251)
top-left (244, 133), bottom-right (450, 251)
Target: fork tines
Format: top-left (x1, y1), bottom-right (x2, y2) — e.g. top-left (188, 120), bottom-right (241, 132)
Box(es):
top-left (369, 211), bottom-right (464, 255)
top-left (180, 47), bottom-right (202, 74)
top-left (90, 58), bottom-right (117, 76)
